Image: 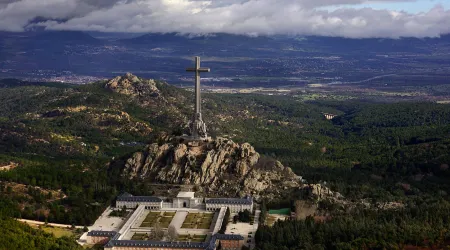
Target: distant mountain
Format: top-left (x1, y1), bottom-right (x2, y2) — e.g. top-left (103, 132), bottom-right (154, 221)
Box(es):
top-left (86, 31), bottom-right (145, 40)
top-left (119, 32), bottom-right (450, 54)
top-left (119, 32), bottom-right (279, 49)
top-left (120, 32), bottom-right (190, 45)
top-left (2, 30), bottom-right (449, 52)
top-left (0, 31), bottom-right (102, 49)
top-left (294, 36), bottom-right (431, 53)
top-left (32, 31), bottom-right (102, 44)
top-left (1, 31), bottom-right (450, 84)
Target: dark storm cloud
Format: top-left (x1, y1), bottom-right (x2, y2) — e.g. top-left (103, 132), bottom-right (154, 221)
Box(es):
top-left (0, 0), bottom-right (449, 38)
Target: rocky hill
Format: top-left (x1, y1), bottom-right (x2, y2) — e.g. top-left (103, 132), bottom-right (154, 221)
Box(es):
top-left (122, 137), bottom-right (303, 200)
top-left (105, 73), bottom-right (163, 104)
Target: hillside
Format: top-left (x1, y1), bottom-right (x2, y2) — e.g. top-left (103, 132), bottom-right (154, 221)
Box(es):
top-left (0, 75), bottom-right (449, 228)
top-left (0, 215), bottom-right (83, 250)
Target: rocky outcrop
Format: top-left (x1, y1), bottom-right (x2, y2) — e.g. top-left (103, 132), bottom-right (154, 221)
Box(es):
top-left (305, 183), bottom-right (343, 202)
top-left (121, 137), bottom-right (303, 200)
top-left (105, 73), bottom-right (162, 102)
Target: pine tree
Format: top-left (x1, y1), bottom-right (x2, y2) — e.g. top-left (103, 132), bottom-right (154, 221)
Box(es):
top-left (260, 200), bottom-right (267, 225)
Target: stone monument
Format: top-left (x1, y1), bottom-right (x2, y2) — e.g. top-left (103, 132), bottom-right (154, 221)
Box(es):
top-left (186, 56), bottom-right (210, 141)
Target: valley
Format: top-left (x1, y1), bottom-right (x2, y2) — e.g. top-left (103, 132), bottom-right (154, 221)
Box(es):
top-left (1, 32), bottom-right (450, 90)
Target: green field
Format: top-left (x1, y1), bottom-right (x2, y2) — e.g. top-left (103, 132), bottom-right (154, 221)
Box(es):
top-left (181, 213), bottom-right (214, 229)
top-left (29, 224), bottom-right (76, 239)
top-left (40, 226), bottom-right (75, 238)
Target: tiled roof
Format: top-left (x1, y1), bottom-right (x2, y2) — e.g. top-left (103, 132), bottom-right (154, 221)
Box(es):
top-left (87, 231), bottom-right (118, 237)
top-left (118, 192), bottom-right (133, 198)
top-left (105, 240), bottom-right (206, 249)
top-left (102, 233), bottom-right (243, 250)
top-left (116, 196), bottom-right (162, 202)
top-left (214, 234), bottom-right (245, 240)
top-left (206, 198), bottom-right (252, 205)
top-left (205, 234), bottom-right (245, 250)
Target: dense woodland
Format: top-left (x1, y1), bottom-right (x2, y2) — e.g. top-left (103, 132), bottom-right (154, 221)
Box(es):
top-left (256, 200), bottom-right (450, 249)
top-left (0, 78), bottom-right (450, 248)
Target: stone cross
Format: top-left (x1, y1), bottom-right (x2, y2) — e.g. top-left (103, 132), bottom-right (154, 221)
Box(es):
top-left (186, 56), bottom-right (210, 140)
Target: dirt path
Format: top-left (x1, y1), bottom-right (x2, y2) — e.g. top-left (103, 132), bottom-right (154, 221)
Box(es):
top-left (17, 218), bottom-right (84, 229)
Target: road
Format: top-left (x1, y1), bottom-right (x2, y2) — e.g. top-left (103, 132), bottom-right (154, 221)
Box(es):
top-left (346, 74), bottom-right (398, 84)
top-left (17, 218), bottom-right (84, 229)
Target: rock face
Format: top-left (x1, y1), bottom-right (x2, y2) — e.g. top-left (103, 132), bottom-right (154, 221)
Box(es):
top-left (105, 73), bottom-right (161, 101)
top-left (305, 184), bottom-right (342, 201)
top-left (122, 137), bottom-right (303, 200)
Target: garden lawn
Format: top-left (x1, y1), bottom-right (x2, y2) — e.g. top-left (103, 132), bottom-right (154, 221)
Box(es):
top-left (140, 211), bottom-right (175, 228)
top-left (177, 234), bottom-right (207, 242)
top-left (131, 233), bottom-right (148, 240)
top-left (181, 213), bottom-right (213, 229)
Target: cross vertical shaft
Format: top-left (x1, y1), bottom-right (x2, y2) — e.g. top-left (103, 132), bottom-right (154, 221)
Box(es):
top-left (186, 56), bottom-right (210, 140)
top-left (195, 56), bottom-right (201, 114)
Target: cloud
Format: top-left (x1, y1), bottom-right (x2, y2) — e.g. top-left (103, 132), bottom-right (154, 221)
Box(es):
top-left (0, 0), bottom-right (449, 38)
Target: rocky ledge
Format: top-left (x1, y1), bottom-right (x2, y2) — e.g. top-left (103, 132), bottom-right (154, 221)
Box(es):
top-left (122, 137), bottom-right (303, 200)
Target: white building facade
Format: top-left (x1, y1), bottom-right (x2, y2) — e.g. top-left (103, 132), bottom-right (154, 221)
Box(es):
top-left (172, 191), bottom-right (203, 208)
top-left (115, 192), bottom-right (253, 213)
top-left (205, 197), bottom-right (253, 213)
top-left (116, 193), bottom-right (163, 209)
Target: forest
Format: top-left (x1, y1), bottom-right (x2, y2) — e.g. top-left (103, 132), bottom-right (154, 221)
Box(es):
top-left (0, 78), bottom-right (450, 248)
top-left (256, 200), bottom-right (450, 249)
top-left (0, 215), bottom-right (83, 250)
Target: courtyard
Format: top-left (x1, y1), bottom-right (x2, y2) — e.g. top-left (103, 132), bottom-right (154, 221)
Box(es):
top-left (140, 211), bottom-right (176, 228)
top-left (181, 212), bottom-right (214, 229)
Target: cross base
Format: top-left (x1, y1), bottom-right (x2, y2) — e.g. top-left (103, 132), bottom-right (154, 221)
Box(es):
top-left (189, 113), bottom-right (208, 141)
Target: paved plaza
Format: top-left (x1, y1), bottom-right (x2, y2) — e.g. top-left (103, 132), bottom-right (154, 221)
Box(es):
top-left (89, 206), bottom-right (128, 231)
top-left (79, 206), bottom-right (129, 245)
top-left (170, 211), bottom-right (188, 230)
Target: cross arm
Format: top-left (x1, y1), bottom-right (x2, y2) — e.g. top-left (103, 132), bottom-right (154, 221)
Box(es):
top-left (186, 67), bottom-right (211, 72)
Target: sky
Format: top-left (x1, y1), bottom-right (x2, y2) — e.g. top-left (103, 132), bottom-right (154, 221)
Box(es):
top-left (0, 0), bottom-right (449, 38)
